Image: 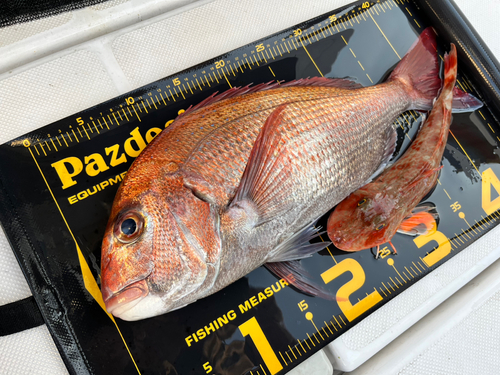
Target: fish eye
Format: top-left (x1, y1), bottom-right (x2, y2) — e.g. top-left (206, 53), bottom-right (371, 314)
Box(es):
top-left (358, 198), bottom-right (367, 207)
top-left (375, 223), bottom-right (386, 231)
top-left (115, 211), bottom-right (144, 244)
top-left (121, 218), bottom-right (137, 235)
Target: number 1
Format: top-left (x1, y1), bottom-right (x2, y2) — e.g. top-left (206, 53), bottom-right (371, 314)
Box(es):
top-left (239, 317), bottom-right (283, 375)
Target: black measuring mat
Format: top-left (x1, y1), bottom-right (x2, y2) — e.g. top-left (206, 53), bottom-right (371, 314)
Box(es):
top-left (1, 1), bottom-right (500, 374)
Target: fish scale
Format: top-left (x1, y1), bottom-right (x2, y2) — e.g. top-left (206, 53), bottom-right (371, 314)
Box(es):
top-left (211, 84), bottom-right (414, 297)
top-left (101, 27), bottom-right (456, 320)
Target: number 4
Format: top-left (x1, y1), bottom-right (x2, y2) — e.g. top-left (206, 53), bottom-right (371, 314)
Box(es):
top-left (482, 168), bottom-right (500, 215)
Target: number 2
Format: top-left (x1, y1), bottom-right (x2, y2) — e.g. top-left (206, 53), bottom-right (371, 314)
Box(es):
top-left (321, 259), bottom-right (383, 322)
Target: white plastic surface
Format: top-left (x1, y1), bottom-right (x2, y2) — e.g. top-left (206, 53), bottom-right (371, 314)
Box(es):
top-left (0, 0), bottom-right (499, 374)
top-left (345, 248), bottom-right (500, 375)
top-left (286, 351), bottom-right (333, 375)
top-left (325, 223), bottom-right (500, 371)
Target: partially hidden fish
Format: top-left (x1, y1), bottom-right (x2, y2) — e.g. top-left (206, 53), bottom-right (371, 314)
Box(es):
top-left (326, 43), bottom-right (477, 254)
top-left (100, 28), bottom-right (480, 321)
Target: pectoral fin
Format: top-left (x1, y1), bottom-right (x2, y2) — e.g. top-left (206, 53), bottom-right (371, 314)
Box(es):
top-left (397, 204), bottom-right (439, 236)
top-left (230, 104), bottom-right (296, 226)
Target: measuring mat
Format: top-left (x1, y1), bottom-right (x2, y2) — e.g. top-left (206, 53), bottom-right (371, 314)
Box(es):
top-left (1, 0), bottom-right (500, 374)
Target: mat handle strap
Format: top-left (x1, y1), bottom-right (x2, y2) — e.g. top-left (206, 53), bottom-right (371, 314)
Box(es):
top-left (0, 296), bottom-right (44, 336)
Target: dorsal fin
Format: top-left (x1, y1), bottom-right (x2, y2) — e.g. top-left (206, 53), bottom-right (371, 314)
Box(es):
top-left (175, 77), bottom-right (363, 120)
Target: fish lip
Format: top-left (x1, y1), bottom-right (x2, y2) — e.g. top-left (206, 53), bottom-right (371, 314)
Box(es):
top-left (104, 279), bottom-right (149, 316)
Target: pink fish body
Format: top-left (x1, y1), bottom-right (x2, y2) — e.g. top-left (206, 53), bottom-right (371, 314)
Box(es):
top-left (100, 29), bottom-right (477, 321)
top-left (327, 43), bottom-right (471, 252)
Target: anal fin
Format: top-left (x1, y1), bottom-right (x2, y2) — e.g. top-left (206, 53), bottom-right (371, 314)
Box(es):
top-left (265, 261), bottom-right (340, 301)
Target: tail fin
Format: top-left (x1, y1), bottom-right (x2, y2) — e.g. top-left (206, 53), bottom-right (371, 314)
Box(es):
top-left (388, 27), bottom-right (440, 111)
top-left (389, 28), bottom-right (482, 113)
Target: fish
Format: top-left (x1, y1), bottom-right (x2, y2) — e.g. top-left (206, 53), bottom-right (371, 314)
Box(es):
top-left (100, 28), bottom-right (479, 321)
top-left (326, 43), bottom-right (479, 254)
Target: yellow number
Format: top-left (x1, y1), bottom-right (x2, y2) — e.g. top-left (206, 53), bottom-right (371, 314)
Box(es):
top-left (256, 43), bottom-right (265, 52)
top-left (294, 28), bottom-right (302, 37)
top-left (203, 362), bottom-right (212, 373)
top-left (378, 247), bottom-right (391, 259)
top-left (329, 14), bottom-right (337, 22)
top-left (414, 224), bottom-right (451, 267)
top-left (125, 97), bottom-right (135, 105)
top-left (173, 78), bottom-right (181, 86)
top-left (215, 59), bottom-right (225, 69)
top-left (239, 317), bottom-right (283, 375)
top-left (298, 300), bottom-right (308, 312)
top-left (148, 92), bottom-right (152, 96)
top-left (321, 259), bottom-right (383, 322)
top-left (76, 117), bottom-right (84, 126)
top-left (362, 2), bottom-right (370, 8)
top-left (482, 168), bottom-right (500, 215)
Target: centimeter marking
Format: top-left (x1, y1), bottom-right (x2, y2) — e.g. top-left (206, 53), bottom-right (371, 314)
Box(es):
top-left (29, 0), bottom-right (421, 158)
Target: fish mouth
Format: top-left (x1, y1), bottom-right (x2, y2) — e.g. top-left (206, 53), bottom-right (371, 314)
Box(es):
top-left (104, 279), bottom-right (149, 317)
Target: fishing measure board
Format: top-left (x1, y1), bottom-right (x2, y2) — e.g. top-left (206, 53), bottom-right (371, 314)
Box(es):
top-left (1, 0), bottom-right (500, 374)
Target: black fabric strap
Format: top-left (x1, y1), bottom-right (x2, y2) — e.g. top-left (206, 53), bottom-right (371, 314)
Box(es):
top-left (0, 0), bottom-right (110, 27)
top-left (0, 296), bottom-right (45, 336)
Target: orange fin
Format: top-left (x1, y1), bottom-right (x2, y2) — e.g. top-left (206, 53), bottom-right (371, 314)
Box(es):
top-left (397, 205), bottom-right (438, 236)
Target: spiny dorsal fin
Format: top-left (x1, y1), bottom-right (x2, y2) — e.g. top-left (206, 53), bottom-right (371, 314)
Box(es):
top-left (175, 77), bottom-right (362, 121)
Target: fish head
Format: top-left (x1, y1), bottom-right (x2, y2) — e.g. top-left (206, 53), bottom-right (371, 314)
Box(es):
top-left (101, 163), bottom-right (221, 321)
top-left (327, 186), bottom-right (401, 251)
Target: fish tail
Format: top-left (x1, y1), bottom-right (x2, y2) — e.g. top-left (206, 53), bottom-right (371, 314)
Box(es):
top-left (388, 27), bottom-right (441, 111)
top-left (389, 28), bottom-right (482, 112)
